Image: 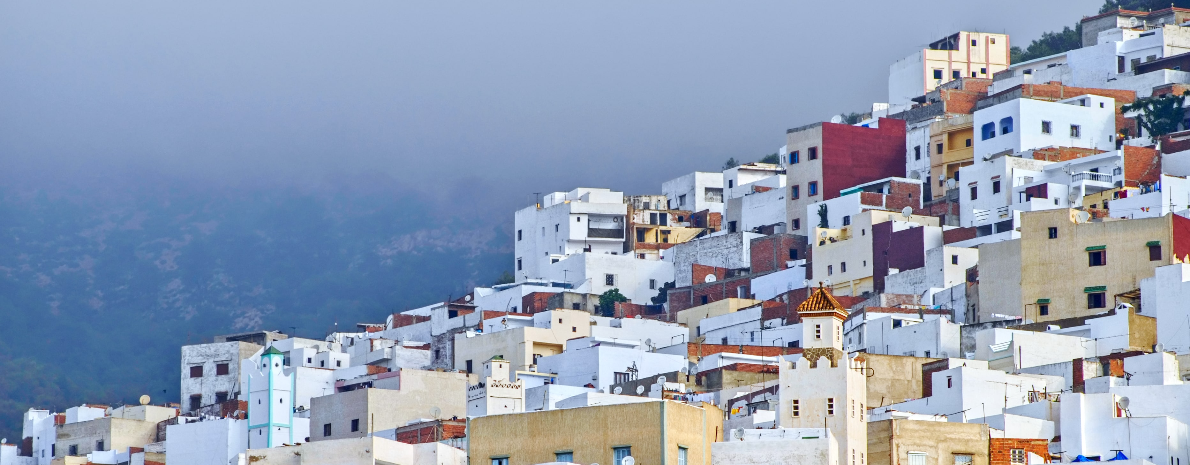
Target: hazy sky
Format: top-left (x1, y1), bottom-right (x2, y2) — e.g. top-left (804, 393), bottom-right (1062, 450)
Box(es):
top-left (1, 0), bottom-right (1101, 214)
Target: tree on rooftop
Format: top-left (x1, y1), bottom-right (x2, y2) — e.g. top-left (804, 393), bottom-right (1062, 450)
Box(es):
top-left (1121, 90), bottom-right (1190, 139)
top-left (841, 112), bottom-right (865, 125)
top-left (722, 157), bottom-right (739, 170)
top-left (650, 281), bottom-right (675, 305)
top-left (1010, 23), bottom-right (1082, 63)
top-left (758, 153), bottom-right (780, 164)
top-left (598, 288), bottom-right (628, 317)
top-left (1100, 0), bottom-right (1190, 13)
top-left (817, 204), bottom-right (829, 229)
top-left (493, 270), bottom-right (514, 285)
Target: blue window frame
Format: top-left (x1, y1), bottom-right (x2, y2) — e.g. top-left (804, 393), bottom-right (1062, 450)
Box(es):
top-left (981, 122), bottom-right (996, 140)
top-left (614, 447), bottom-right (632, 465)
top-left (1000, 117), bottom-right (1014, 135)
top-left (808, 182), bottom-right (818, 196)
top-left (790, 151), bottom-right (800, 164)
top-left (556, 452), bottom-right (574, 463)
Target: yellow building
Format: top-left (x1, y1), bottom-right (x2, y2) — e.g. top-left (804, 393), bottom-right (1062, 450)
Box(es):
top-left (1002, 209), bottom-right (1190, 321)
top-left (453, 310), bottom-right (592, 373)
top-left (673, 298), bottom-right (761, 341)
top-left (928, 115), bottom-right (974, 200)
top-left (468, 400), bottom-right (722, 465)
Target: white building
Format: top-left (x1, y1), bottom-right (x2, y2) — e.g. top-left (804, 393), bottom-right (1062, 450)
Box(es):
top-left (668, 231), bottom-right (762, 288)
top-left (181, 341), bottom-right (262, 413)
top-left (884, 245), bottom-right (979, 310)
top-left (1144, 264), bottom-right (1190, 354)
top-left (723, 163), bottom-right (785, 199)
top-left (165, 418), bottom-right (248, 465)
top-left (888, 31), bottom-right (1010, 105)
top-left (697, 304), bottom-right (801, 348)
top-left (712, 428), bottom-right (837, 465)
top-left (535, 338), bottom-right (687, 391)
top-left (842, 310), bottom-right (960, 358)
top-left (804, 177), bottom-right (925, 232)
top-left (514, 188), bottom-right (628, 283)
top-left (545, 252), bottom-right (673, 305)
top-left (1109, 174), bottom-right (1190, 219)
top-left (662, 171), bottom-right (724, 214)
top-left (245, 347), bottom-right (300, 448)
top-left (872, 359), bottom-right (1063, 423)
top-left (466, 357), bottom-right (525, 417)
top-left (973, 94), bottom-right (1116, 161)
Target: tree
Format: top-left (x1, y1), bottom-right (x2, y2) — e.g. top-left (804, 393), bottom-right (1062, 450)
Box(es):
top-left (1121, 90), bottom-right (1190, 139)
top-left (650, 281), bottom-right (675, 305)
top-left (598, 288), bottom-right (629, 317)
top-left (722, 157), bottom-right (739, 170)
top-left (1100, 0), bottom-right (1190, 13)
top-left (1010, 24), bottom-right (1082, 63)
top-left (817, 204), bottom-right (829, 229)
top-left (758, 153), bottom-right (780, 164)
top-left (841, 112), bottom-right (865, 125)
top-left (493, 270), bottom-right (515, 285)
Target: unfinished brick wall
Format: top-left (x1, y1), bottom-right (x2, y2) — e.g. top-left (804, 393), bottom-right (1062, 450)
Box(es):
top-left (1030, 147), bottom-right (1106, 162)
top-left (521, 292), bottom-right (553, 314)
top-left (749, 234), bottom-right (807, 274)
top-left (943, 226), bottom-right (978, 244)
top-left (1124, 145), bottom-right (1162, 187)
top-left (990, 438), bottom-right (1050, 465)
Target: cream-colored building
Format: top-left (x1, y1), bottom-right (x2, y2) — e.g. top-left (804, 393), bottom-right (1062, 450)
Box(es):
top-left (889, 31), bottom-right (1010, 105)
top-left (242, 436), bottom-right (465, 465)
top-left (778, 287), bottom-right (867, 465)
top-left (55, 405), bottom-right (177, 460)
top-left (981, 209), bottom-right (1190, 321)
top-left (468, 400), bottom-right (722, 465)
top-left (928, 115), bottom-right (974, 200)
top-left (453, 310), bottom-right (592, 373)
top-left (868, 419), bottom-right (990, 465)
top-left (466, 357), bottom-right (525, 417)
top-left (812, 210), bottom-right (939, 297)
top-left (308, 369), bottom-right (468, 442)
top-left (673, 298), bottom-right (762, 341)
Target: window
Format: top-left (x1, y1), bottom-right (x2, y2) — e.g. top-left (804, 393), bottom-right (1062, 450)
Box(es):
top-left (952, 70), bottom-right (961, 79)
top-left (1040, 304), bottom-right (1049, 316)
top-left (947, 376), bottom-right (953, 388)
top-left (808, 182), bottom-right (818, 196)
top-left (1071, 124), bottom-right (1081, 138)
top-left (555, 224), bottom-right (559, 232)
top-left (516, 258), bottom-right (522, 271)
top-left (992, 180), bottom-right (1000, 194)
top-left (215, 391), bottom-right (228, 403)
top-left (792, 219), bottom-right (801, 230)
top-left (827, 265), bottom-right (833, 276)
top-left (323, 423), bottom-right (332, 437)
top-left (791, 185), bottom-right (800, 199)
top-left (700, 295), bottom-right (708, 305)
top-left (649, 279), bottom-right (657, 290)
top-left (605, 274), bottom-right (615, 286)
top-left (934, 69), bottom-right (944, 80)
top-left (970, 185), bottom-right (977, 200)
top-left (789, 248), bottom-right (798, 260)
top-left (96, 440), bottom-right (104, 452)
top-left (466, 360), bottom-right (473, 374)
top-left (951, 255), bottom-right (959, 265)
top-left (965, 138), bottom-right (972, 147)
top-left (908, 452), bottom-right (927, 465)
top-left (827, 398), bottom-right (835, 415)
top-left (576, 217), bottom-right (581, 222)
top-left (1010, 449), bottom-right (1027, 464)
top-left (190, 365), bottom-right (203, 378)
top-left (728, 221), bottom-right (737, 233)
top-left (936, 143), bottom-right (943, 154)
top-left (954, 454), bottom-right (973, 465)
top-left (69, 445), bottom-right (78, 456)
top-left (728, 180), bottom-right (734, 189)
top-left (1088, 250), bottom-right (1106, 266)
top-left (815, 324), bottom-right (822, 339)
top-left (492, 459), bottom-right (510, 465)
top-left (790, 151), bottom-right (800, 164)
top-left (841, 262), bottom-right (847, 273)
top-left (189, 395), bottom-right (202, 411)
top-left (678, 447), bottom-right (688, 465)
top-left (808, 147), bottom-right (818, 160)
top-left (678, 194), bottom-right (686, 206)
top-left (842, 215), bottom-right (851, 226)
top-left (517, 230), bottom-right (522, 241)
top-left (981, 67), bottom-right (987, 75)
top-left (914, 146), bottom-right (921, 160)
top-left (319, 360), bottom-right (325, 368)
top-left (350, 418), bottom-right (360, 432)
top-left (851, 399), bottom-right (855, 417)
top-left (1151, 244), bottom-right (1163, 261)
top-left (1000, 117), bottom-right (1014, 135)
top-left (1048, 227), bottom-right (1058, 239)
top-left (1088, 292), bottom-right (1107, 309)
top-left (614, 447), bottom-right (632, 465)
top-left (216, 363), bottom-right (230, 376)
top-left (557, 452), bottom-right (574, 463)
top-left (792, 399), bottom-right (800, 417)
top-left (990, 37), bottom-right (997, 44)
top-left (981, 122), bottom-right (996, 140)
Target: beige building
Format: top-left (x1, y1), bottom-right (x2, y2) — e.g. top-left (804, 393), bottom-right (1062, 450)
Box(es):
top-left (453, 310), bottom-right (592, 373)
top-left (673, 298), bottom-right (762, 341)
top-left (861, 353), bottom-right (939, 407)
top-left (244, 436), bottom-right (465, 465)
top-left (868, 419), bottom-right (991, 465)
top-left (308, 369), bottom-right (468, 442)
top-left (468, 400), bottom-right (722, 465)
top-left (981, 209), bottom-right (1190, 321)
top-left (812, 210), bottom-right (939, 297)
top-left (889, 31), bottom-right (1010, 105)
top-left (928, 115), bottom-right (975, 200)
top-left (778, 287), bottom-right (867, 465)
top-left (55, 405), bottom-right (177, 459)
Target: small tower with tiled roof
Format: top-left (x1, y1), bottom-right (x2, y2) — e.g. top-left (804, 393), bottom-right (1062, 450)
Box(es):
top-left (798, 283), bottom-right (848, 352)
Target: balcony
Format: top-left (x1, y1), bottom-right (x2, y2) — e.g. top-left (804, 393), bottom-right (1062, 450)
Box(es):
top-left (587, 227), bottom-right (624, 239)
top-left (1071, 172), bottom-right (1114, 193)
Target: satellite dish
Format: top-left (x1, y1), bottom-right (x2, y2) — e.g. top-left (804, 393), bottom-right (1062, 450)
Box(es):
top-left (1129, 16), bottom-right (1140, 27)
top-left (909, 171), bottom-right (921, 180)
top-left (429, 406), bottom-right (442, 419)
top-left (830, 115), bottom-right (844, 124)
top-left (657, 376), bottom-right (667, 384)
top-left (1118, 397), bottom-right (1130, 410)
top-left (819, 231), bottom-right (828, 239)
top-left (1156, 343), bottom-right (1166, 353)
top-left (679, 367), bottom-right (689, 374)
top-left (1069, 191), bottom-right (1080, 203)
top-left (1075, 211), bottom-right (1091, 224)
top-left (623, 457), bottom-right (635, 465)
top-left (946, 178), bottom-right (957, 189)
top-left (644, 338), bottom-right (653, 348)
top-left (823, 278), bottom-right (832, 287)
top-left (139, 395), bottom-right (151, 406)
top-left (636, 385), bottom-right (645, 395)
top-left (464, 295), bottom-right (472, 302)
top-left (704, 274), bottom-right (717, 284)
top-left (734, 428), bottom-right (746, 439)
top-left (901, 206), bottom-right (913, 220)
top-left (613, 386), bottom-right (623, 394)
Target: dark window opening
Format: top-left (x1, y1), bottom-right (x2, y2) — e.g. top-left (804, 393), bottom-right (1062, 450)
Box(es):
top-left (216, 363), bottom-right (230, 376)
top-left (323, 423), bottom-right (332, 437)
top-left (215, 392), bottom-right (228, 404)
top-left (1088, 292), bottom-right (1107, 309)
top-left (1089, 250), bottom-right (1106, 267)
top-left (189, 365), bottom-right (203, 378)
top-left (1048, 227), bottom-right (1058, 239)
top-left (351, 419), bottom-right (360, 432)
top-left (1150, 245), bottom-right (1163, 261)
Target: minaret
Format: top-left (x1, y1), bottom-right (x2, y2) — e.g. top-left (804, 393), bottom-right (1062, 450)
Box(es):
top-left (247, 346), bottom-right (295, 448)
top-left (780, 284), bottom-right (867, 465)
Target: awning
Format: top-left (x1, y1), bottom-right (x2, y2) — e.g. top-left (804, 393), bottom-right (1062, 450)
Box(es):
top-left (1036, 299), bottom-right (1051, 304)
top-left (1146, 240), bottom-right (1161, 247)
top-left (1085, 286), bottom-right (1107, 293)
top-left (1085, 245), bottom-right (1107, 251)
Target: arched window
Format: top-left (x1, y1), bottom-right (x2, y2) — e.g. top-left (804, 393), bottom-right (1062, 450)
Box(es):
top-left (1000, 117), bottom-right (1014, 135)
top-left (981, 122), bottom-right (996, 140)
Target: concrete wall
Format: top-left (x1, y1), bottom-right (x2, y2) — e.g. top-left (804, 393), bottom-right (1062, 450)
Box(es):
top-left (244, 437), bottom-right (464, 465)
top-left (868, 419), bottom-right (990, 465)
top-left (976, 239), bottom-right (1022, 321)
top-left (55, 418), bottom-right (159, 460)
top-left (308, 371), bottom-right (468, 442)
top-left (712, 428), bottom-right (837, 465)
top-left (671, 232), bottom-right (761, 288)
top-left (180, 341), bottom-right (260, 412)
top-left (166, 418), bottom-right (247, 465)
top-left (863, 354), bottom-right (938, 407)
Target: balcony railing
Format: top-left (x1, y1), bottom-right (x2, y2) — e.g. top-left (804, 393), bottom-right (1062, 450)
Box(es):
top-left (1072, 172), bottom-right (1113, 183)
top-left (588, 228), bottom-right (624, 239)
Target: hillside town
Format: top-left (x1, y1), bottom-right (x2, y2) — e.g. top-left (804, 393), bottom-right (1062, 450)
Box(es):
top-left (17, 6), bottom-right (1190, 465)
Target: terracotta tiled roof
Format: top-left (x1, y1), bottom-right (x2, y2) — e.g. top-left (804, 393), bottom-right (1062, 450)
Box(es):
top-left (796, 286), bottom-right (845, 313)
